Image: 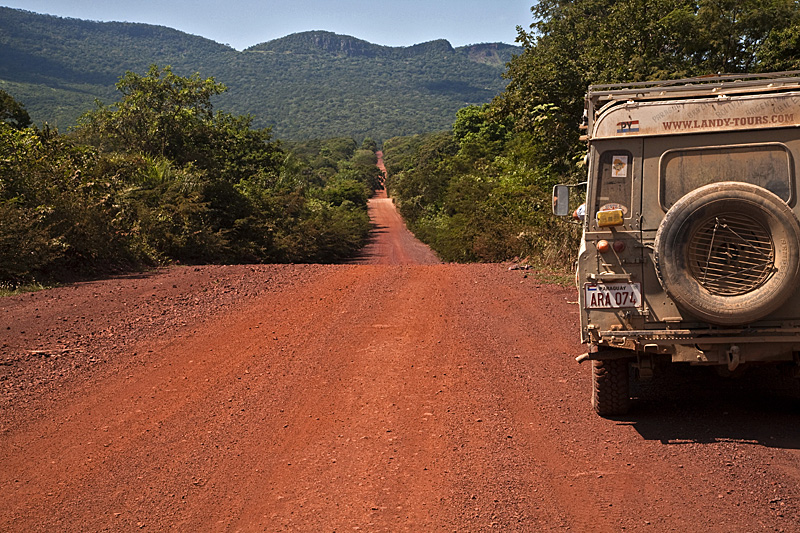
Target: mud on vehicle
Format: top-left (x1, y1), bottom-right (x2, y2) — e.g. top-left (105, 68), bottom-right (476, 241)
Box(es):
top-left (553, 71), bottom-right (800, 416)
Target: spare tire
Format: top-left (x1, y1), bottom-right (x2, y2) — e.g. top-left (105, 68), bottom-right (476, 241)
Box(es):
top-left (654, 182), bottom-right (800, 325)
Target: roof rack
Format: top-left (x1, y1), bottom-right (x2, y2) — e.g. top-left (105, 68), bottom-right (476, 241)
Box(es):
top-left (581, 71), bottom-right (800, 139)
top-left (589, 71), bottom-right (800, 99)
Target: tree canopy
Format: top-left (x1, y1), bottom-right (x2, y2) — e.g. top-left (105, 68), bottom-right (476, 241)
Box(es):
top-left (78, 66), bottom-right (227, 163)
top-left (0, 89), bottom-right (31, 129)
top-left (385, 0), bottom-right (800, 267)
top-left (1, 67), bottom-right (381, 283)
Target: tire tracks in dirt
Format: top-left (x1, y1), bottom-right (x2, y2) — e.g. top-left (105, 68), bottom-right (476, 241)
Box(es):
top-left (2, 193), bottom-right (800, 531)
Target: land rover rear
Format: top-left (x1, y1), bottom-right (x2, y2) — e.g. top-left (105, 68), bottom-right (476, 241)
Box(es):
top-left (553, 71), bottom-right (800, 415)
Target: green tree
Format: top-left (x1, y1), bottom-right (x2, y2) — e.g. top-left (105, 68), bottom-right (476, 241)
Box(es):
top-left (384, 1), bottom-right (800, 269)
top-left (1, 66), bottom-right (377, 283)
top-left (0, 90), bottom-right (32, 129)
top-left (689, 0), bottom-right (800, 73)
top-left (77, 65), bottom-right (227, 166)
top-left (360, 137), bottom-right (378, 152)
top-left (749, 2), bottom-right (800, 71)
top-left (496, 0), bottom-right (800, 184)
top-left (453, 104), bottom-right (512, 160)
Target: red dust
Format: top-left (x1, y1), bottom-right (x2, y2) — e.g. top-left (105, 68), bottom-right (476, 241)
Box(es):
top-left (1, 193), bottom-right (799, 531)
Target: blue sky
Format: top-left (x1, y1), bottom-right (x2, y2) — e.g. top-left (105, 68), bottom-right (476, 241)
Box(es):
top-left (1, 1), bottom-right (535, 50)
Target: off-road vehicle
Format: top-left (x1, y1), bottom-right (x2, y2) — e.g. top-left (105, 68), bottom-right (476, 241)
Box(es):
top-left (553, 71), bottom-right (800, 416)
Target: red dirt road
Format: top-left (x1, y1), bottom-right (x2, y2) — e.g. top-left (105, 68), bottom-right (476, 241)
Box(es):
top-left (2, 195), bottom-right (800, 531)
top-left (350, 189), bottom-right (440, 265)
top-left (351, 151), bottom-right (438, 265)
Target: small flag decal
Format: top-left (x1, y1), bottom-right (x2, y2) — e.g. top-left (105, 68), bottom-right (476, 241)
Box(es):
top-left (617, 120), bottom-right (640, 133)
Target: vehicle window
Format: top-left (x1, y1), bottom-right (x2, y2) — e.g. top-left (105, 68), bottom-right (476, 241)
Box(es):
top-left (660, 144), bottom-right (793, 209)
top-left (595, 151), bottom-right (633, 218)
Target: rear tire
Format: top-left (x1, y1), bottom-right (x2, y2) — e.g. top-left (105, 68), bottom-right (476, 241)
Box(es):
top-left (592, 358), bottom-right (631, 416)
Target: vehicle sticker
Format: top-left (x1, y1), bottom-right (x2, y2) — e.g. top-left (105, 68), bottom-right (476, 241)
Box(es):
top-left (616, 120), bottom-right (640, 134)
top-left (611, 155), bottom-right (628, 178)
top-left (600, 202), bottom-right (628, 215)
top-left (594, 93), bottom-right (800, 138)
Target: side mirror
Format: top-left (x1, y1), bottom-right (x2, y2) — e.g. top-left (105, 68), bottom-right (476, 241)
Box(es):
top-left (552, 185), bottom-right (570, 216)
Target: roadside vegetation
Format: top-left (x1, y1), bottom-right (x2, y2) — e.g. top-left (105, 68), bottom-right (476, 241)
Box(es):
top-left (4, 1), bottom-right (800, 283)
top-left (385, 0), bottom-right (800, 267)
top-left (0, 281), bottom-right (54, 298)
top-left (0, 66), bottom-right (380, 285)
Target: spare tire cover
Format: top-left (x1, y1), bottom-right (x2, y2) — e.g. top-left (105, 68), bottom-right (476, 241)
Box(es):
top-left (654, 182), bottom-right (800, 325)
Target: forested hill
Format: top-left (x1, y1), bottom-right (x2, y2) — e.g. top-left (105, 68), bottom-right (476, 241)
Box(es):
top-left (0, 7), bottom-right (519, 140)
top-left (250, 31), bottom-right (513, 66)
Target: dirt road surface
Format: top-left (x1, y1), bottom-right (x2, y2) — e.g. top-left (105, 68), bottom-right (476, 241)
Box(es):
top-left (350, 188), bottom-right (439, 266)
top-left (2, 189), bottom-right (800, 531)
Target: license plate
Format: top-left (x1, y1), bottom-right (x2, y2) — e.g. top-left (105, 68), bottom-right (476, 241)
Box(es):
top-left (584, 283), bottom-right (642, 309)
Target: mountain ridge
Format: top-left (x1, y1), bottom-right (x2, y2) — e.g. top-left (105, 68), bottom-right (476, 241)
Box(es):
top-left (0, 7), bottom-right (520, 140)
top-left (247, 30), bottom-right (518, 67)
top-left (249, 31), bottom-right (464, 57)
